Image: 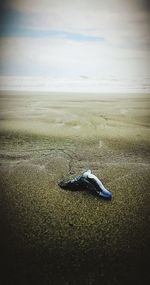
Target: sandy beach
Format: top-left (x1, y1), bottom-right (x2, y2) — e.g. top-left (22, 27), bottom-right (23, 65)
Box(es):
top-left (0, 92), bottom-right (150, 285)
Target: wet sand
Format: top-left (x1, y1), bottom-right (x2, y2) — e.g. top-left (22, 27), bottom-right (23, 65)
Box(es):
top-left (0, 92), bottom-right (150, 285)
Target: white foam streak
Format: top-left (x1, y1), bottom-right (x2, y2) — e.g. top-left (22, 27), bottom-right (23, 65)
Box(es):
top-left (0, 76), bottom-right (149, 93)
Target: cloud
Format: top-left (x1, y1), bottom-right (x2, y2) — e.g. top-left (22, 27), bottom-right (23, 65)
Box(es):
top-left (0, 37), bottom-right (149, 79)
top-left (0, 0), bottom-right (149, 92)
top-left (0, 1), bottom-right (149, 49)
top-left (1, 0), bottom-right (150, 12)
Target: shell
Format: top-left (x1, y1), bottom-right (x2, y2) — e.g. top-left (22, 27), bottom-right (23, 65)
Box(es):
top-left (58, 176), bottom-right (97, 192)
top-left (58, 170), bottom-right (112, 199)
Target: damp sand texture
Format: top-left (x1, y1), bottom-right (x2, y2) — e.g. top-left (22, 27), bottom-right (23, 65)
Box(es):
top-left (0, 92), bottom-right (150, 285)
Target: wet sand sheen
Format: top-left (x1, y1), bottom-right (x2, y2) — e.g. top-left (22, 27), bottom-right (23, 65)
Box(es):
top-left (0, 92), bottom-right (150, 285)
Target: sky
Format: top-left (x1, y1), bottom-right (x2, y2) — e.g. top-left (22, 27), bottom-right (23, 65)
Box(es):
top-left (0, 0), bottom-right (150, 92)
